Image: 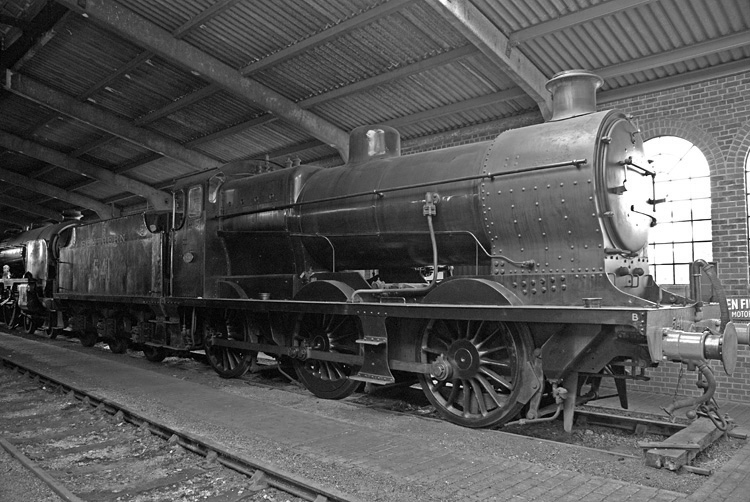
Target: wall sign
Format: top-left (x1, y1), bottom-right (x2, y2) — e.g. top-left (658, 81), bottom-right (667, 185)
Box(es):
top-left (728, 296), bottom-right (750, 320)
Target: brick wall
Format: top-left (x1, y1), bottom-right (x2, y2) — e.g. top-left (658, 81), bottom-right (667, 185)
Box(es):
top-left (606, 71), bottom-right (750, 404)
top-left (403, 70), bottom-right (750, 404)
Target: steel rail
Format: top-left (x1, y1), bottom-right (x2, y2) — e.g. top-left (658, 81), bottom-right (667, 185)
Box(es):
top-left (0, 436), bottom-right (86, 502)
top-left (0, 356), bottom-right (363, 502)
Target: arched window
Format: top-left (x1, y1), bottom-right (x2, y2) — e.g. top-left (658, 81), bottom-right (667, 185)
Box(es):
top-left (644, 136), bottom-right (712, 284)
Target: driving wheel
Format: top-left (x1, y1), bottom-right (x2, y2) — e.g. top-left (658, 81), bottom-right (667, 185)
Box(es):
top-left (292, 312), bottom-right (361, 399)
top-left (205, 310), bottom-right (254, 378)
top-left (418, 319), bottom-right (532, 428)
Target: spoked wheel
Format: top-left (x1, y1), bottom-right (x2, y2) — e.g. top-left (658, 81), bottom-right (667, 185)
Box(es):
top-left (78, 330), bottom-right (98, 347)
top-left (108, 337), bottom-right (128, 354)
top-left (4, 303), bottom-right (20, 329)
top-left (418, 319), bottom-right (532, 428)
top-left (45, 312), bottom-right (58, 339)
top-left (23, 315), bottom-right (39, 334)
top-left (143, 345), bottom-right (167, 363)
top-left (205, 310), bottom-right (255, 379)
top-left (292, 312), bottom-right (361, 399)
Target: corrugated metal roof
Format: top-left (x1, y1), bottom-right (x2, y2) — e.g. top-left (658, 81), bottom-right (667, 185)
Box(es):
top-left (0, 0), bottom-right (747, 229)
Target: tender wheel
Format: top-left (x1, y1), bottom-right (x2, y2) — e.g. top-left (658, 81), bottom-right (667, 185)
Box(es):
top-left (4, 303), bottom-right (21, 329)
top-left (143, 345), bottom-right (167, 363)
top-left (205, 310), bottom-right (254, 378)
top-left (418, 319), bottom-right (531, 428)
top-left (45, 312), bottom-right (58, 338)
top-left (78, 330), bottom-right (98, 347)
top-left (292, 313), bottom-right (361, 399)
top-left (108, 337), bottom-right (128, 354)
top-left (23, 315), bottom-right (39, 334)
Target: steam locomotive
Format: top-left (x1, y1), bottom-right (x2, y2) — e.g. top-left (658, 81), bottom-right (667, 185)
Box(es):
top-left (1, 70), bottom-right (743, 430)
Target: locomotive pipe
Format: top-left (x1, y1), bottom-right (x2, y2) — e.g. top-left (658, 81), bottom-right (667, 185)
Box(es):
top-left (352, 200), bottom-right (440, 302)
top-left (691, 259), bottom-right (730, 331)
top-left (662, 362), bottom-right (716, 417)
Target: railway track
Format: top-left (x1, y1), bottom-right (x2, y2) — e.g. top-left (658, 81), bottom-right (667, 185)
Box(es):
top-left (0, 357), bottom-right (360, 502)
top-left (2, 329), bottom-right (744, 487)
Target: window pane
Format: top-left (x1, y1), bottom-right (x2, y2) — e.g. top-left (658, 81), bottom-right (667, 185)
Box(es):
top-left (669, 221), bottom-right (694, 242)
top-left (689, 182), bottom-right (711, 199)
top-left (674, 265), bottom-right (691, 284)
top-left (690, 198), bottom-right (712, 220)
top-left (653, 265), bottom-right (674, 284)
top-left (669, 200), bottom-right (694, 221)
top-left (673, 243), bottom-right (693, 263)
top-left (651, 222), bottom-right (674, 243)
top-left (652, 243), bottom-right (673, 264)
top-left (188, 185), bottom-right (203, 219)
top-left (693, 220), bottom-right (712, 240)
top-left (693, 241), bottom-right (713, 261)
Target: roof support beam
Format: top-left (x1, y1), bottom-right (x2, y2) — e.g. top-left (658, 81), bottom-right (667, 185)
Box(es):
top-left (181, 45), bottom-right (477, 152)
top-left (597, 32), bottom-right (750, 79)
top-left (0, 194), bottom-right (62, 221)
top-left (0, 166), bottom-right (117, 220)
top-left (56, 0), bottom-right (351, 162)
top-left (509, 0), bottom-right (654, 45)
top-left (385, 88), bottom-right (528, 128)
top-left (424, 0), bottom-right (552, 119)
top-left (240, 0), bottom-right (415, 76)
top-left (0, 130), bottom-right (171, 211)
top-left (299, 44), bottom-right (479, 108)
top-left (5, 72), bottom-right (221, 172)
top-left (0, 2), bottom-right (69, 71)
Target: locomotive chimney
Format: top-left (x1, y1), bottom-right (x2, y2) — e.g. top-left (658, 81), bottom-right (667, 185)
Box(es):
top-left (545, 69), bottom-right (603, 121)
top-left (348, 125), bottom-right (401, 164)
top-left (62, 209), bottom-right (83, 221)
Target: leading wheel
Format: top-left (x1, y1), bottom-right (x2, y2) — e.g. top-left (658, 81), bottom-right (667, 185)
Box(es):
top-left (418, 319), bottom-right (531, 428)
top-left (292, 312), bottom-right (361, 399)
top-left (205, 310), bottom-right (254, 378)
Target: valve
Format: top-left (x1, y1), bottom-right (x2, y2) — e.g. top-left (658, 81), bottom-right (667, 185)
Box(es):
top-left (423, 192), bottom-right (439, 216)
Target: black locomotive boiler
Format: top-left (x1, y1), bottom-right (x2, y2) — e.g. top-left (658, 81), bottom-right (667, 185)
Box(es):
top-left (3, 70), bottom-right (744, 430)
